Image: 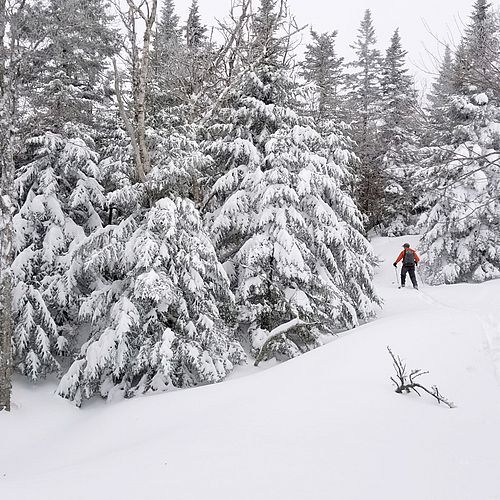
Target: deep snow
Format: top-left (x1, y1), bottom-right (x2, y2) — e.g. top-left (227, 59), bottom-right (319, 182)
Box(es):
top-left (1, 236), bottom-right (500, 500)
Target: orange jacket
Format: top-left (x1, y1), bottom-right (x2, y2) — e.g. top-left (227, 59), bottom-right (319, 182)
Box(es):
top-left (394, 248), bottom-right (420, 266)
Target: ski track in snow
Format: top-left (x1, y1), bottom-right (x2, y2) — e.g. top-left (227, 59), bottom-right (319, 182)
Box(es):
top-left (1, 235), bottom-right (500, 500)
top-left (417, 269), bottom-right (500, 388)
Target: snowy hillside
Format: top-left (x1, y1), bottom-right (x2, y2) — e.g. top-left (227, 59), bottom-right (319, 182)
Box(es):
top-left (1, 236), bottom-right (500, 500)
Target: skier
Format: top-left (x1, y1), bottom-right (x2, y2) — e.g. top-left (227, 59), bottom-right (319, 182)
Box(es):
top-left (393, 243), bottom-right (420, 289)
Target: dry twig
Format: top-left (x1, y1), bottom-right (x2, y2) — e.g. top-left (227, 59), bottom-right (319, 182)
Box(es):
top-left (387, 346), bottom-right (455, 408)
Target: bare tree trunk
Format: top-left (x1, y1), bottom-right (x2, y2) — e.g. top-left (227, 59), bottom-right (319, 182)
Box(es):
top-left (0, 0), bottom-right (13, 412)
top-left (0, 184), bottom-right (13, 411)
top-left (113, 0), bottom-right (157, 184)
top-left (0, 0), bottom-right (26, 411)
top-left (135, 0), bottom-right (156, 177)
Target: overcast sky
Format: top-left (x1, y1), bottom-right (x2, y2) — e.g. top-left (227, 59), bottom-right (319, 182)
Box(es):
top-left (171, 0), bottom-right (477, 91)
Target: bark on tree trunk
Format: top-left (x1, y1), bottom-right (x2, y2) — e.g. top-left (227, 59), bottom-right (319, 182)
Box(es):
top-left (0, 0), bottom-right (13, 412)
top-left (115, 0), bottom-right (157, 185)
top-left (0, 0), bottom-right (27, 411)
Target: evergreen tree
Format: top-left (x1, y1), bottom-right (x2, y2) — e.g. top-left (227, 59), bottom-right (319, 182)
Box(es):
top-left (205, 0), bottom-right (379, 362)
top-left (458, 0), bottom-right (500, 95)
top-left (181, 0), bottom-right (216, 113)
top-left (185, 0), bottom-right (207, 48)
top-left (157, 0), bottom-right (180, 45)
top-left (418, 0), bottom-right (500, 284)
top-left (418, 92), bottom-right (500, 284)
top-left (300, 30), bottom-right (344, 121)
top-left (150, 0), bottom-right (185, 125)
top-left (426, 45), bottom-right (456, 141)
top-left (12, 0), bottom-right (118, 380)
top-left (379, 29), bottom-right (420, 235)
top-left (57, 197), bottom-right (245, 405)
top-left (346, 9), bottom-right (384, 228)
top-left (55, 0), bottom-right (245, 405)
top-left (56, 90), bottom-right (244, 404)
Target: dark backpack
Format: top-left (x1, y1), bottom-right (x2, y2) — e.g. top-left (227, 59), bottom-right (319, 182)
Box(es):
top-left (403, 249), bottom-right (415, 266)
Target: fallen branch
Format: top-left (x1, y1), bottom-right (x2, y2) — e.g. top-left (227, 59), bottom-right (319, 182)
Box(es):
top-left (387, 346), bottom-right (455, 408)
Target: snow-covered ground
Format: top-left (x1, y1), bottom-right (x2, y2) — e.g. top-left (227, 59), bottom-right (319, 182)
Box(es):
top-left (1, 236), bottom-right (500, 500)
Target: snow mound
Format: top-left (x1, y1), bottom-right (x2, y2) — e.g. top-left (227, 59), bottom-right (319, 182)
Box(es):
top-left (473, 92), bottom-right (489, 105)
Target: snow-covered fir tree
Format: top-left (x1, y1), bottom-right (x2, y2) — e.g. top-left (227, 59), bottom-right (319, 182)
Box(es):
top-left (346, 9), bottom-right (384, 228)
top-left (182, 0), bottom-right (215, 106)
top-left (12, 0), bottom-right (118, 380)
top-left (205, 0), bottom-right (379, 363)
top-left (57, 196), bottom-right (245, 405)
top-left (149, 0), bottom-right (185, 126)
top-left (185, 0), bottom-right (207, 48)
top-left (300, 29), bottom-right (345, 122)
top-left (455, 0), bottom-right (500, 96)
top-left (56, 0), bottom-right (244, 405)
top-left (379, 29), bottom-right (421, 235)
top-left (418, 0), bottom-right (500, 284)
top-left (426, 45), bottom-right (456, 142)
top-left (418, 93), bottom-right (500, 284)
top-left (57, 101), bottom-right (244, 404)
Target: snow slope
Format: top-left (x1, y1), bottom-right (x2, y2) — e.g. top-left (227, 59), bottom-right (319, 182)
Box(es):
top-left (1, 236), bottom-right (500, 500)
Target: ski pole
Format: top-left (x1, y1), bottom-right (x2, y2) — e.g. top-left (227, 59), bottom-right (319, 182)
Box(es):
top-left (394, 265), bottom-right (399, 287)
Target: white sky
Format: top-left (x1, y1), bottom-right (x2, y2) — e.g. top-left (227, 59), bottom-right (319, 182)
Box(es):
top-left (172, 0), bottom-right (477, 92)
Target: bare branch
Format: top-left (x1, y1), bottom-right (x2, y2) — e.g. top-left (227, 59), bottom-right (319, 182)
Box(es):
top-left (387, 347), bottom-right (455, 408)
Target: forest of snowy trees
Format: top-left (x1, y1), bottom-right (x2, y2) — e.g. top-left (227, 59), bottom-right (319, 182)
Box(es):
top-left (0, 0), bottom-right (499, 409)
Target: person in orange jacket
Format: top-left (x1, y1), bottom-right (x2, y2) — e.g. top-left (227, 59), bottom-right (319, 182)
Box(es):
top-left (393, 243), bottom-right (420, 289)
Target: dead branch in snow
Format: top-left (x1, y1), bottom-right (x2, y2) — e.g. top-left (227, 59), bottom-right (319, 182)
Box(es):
top-left (388, 346), bottom-right (455, 408)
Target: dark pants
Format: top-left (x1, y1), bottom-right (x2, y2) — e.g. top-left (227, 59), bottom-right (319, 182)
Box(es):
top-left (401, 265), bottom-right (417, 287)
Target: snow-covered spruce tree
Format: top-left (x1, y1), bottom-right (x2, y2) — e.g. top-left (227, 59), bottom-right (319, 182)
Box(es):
top-left (454, 0), bottom-right (500, 97)
top-left (418, 1), bottom-right (500, 284)
top-left (149, 0), bottom-right (184, 127)
top-left (58, 196), bottom-right (244, 405)
top-left (346, 9), bottom-right (384, 229)
top-left (378, 29), bottom-right (421, 235)
top-left (418, 93), bottom-right (500, 284)
top-left (185, 0), bottom-right (207, 48)
top-left (57, 0), bottom-right (244, 405)
top-left (11, 0), bottom-right (118, 380)
top-left (205, 0), bottom-right (379, 363)
top-left (148, 0), bottom-right (209, 203)
top-left (300, 29), bottom-right (345, 122)
top-left (426, 45), bottom-right (456, 142)
top-left (298, 27), bottom-right (358, 201)
top-left (182, 0), bottom-right (215, 108)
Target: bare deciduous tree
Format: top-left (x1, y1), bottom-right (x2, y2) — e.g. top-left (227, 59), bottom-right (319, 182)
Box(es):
top-left (112, 0), bottom-right (157, 184)
top-left (0, 0), bottom-right (26, 412)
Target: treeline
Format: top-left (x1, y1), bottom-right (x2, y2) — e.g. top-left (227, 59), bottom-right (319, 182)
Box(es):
top-left (0, 0), bottom-right (499, 408)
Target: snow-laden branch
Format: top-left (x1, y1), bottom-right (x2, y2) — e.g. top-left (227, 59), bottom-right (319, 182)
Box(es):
top-left (254, 318), bottom-right (319, 366)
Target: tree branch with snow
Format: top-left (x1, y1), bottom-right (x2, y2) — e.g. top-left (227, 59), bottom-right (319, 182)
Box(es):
top-left (254, 318), bottom-right (320, 366)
